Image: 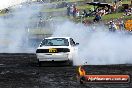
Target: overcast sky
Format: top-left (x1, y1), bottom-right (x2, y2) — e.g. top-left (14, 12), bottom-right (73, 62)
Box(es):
top-left (0, 0), bottom-right (27, 10)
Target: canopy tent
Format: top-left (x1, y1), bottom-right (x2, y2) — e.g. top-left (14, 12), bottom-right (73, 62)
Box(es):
top-left (86, 2), bottom-right (111, 8)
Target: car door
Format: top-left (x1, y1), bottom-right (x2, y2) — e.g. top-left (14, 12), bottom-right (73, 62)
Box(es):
top-left (70, 38), bottom-right (78, 57)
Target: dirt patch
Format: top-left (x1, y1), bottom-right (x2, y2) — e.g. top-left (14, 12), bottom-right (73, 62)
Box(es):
top-left (0, 53), bottom-right (131, 88)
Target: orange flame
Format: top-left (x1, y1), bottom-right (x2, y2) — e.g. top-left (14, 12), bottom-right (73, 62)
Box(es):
top-left (78, 66), bottom-right (86, 76)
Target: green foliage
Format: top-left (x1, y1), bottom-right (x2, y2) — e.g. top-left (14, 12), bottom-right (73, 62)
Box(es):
top-left (79, 12), bottom-right (132, 22)
top-left (117, 6), bottom-right (124, 12)
top-left (41, 5), bottom-right (94, 12)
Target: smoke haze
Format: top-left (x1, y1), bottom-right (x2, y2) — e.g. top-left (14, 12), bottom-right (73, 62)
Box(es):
top-left (52, 21), bottom-right (132, 65)
top-left (0, 3), bottom-right (42, 53)
top-left (0, 0), bottom-right (27, 10)
top-left (0, 1), bottom-right (132, 65)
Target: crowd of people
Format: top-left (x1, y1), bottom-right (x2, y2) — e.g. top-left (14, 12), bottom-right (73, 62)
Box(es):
top-left (67, 4), bottom-right (80, 17)
top-left (93, 0), bottom-right (124, 23)
top-left (82, 0), bottom-right (131, 31)
top-left (38, 0), bottom-right (131, 32)
top-left (66, 4), bottom-right (109, 19)
top-left (108, 18), bottom-right (125, 32)
top-left (124, 7), bottom-right (132, 16)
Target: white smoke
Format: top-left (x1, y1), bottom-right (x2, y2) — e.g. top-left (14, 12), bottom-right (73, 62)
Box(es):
top-left (0, 0), bottom-right (27, 10)
top-left (0, 2), bottom-right (43, 53)
top-left (52, 21), bottom-right (132, 65)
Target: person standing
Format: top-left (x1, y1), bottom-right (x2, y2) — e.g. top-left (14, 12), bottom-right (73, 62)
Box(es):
top-left (70, 5), bottom-right (74, 16)
top-left (93, 13), bottom-right (101, 22)
top-left (67, 5), bottom-right (70, 16)
top-left (76, 9), bottom-right (80, 17)
top-left (82, 10), bottom-right (88, 17)
top-left (109, 21), bottom-right (117, 32)
top-left (73, 5), bottom-right (77, 17)
top-left (119, 20), bottom-right (124, 31)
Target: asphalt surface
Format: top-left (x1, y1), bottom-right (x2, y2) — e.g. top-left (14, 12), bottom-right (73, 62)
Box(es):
top-left (0, 53), bottom-right (131, 88)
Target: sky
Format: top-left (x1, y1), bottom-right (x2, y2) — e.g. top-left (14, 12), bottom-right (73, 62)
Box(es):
top-left (0, 0), bottom-right (27, 10)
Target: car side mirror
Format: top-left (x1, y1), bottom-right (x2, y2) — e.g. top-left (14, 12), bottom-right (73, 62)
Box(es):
top-left (75, 43), bottom-right (79, 46)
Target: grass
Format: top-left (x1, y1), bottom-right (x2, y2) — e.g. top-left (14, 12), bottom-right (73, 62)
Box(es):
top-left (122, 1), bottom-right (131, 4)
top-left (29, 29), bottom-right (53, 35)
top-left (75, 12), bottom-right (132, 23)
top-left (41, 5), bottom-right (94, 12)
top-left (41, 7), bottom-right (66, 12)
top-left (101, 13), bottom-right (131, 21)
top-left (51, 0), bottom-right (85, 4)
top-left (41, 0), bottom-right (131, 13)
top-left (0, 14), bottom-right (5, 16)
top-left (77, 5), bottom-right (93, 10)
top-left (0, 12), bottom-right (6, 16)
top-left (102, 13), bottom-right (124, 21)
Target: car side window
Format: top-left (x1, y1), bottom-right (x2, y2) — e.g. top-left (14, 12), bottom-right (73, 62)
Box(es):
top-left (70, 38), bottom-right (75, 46)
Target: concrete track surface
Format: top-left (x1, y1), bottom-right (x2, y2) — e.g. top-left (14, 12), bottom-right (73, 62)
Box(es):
top-left (0, 53), bottom-right (131, 88)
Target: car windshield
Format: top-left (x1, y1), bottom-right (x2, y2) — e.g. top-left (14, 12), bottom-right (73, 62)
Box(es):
top-left (41, 38), bottom-right (69, 46)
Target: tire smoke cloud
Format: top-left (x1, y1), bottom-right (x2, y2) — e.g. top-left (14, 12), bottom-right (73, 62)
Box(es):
top-left (52, 21), bottom-right (132, 65)
top-left (0, 0), bottom-right (27, 10)
top-left (0, 3), bottom-right (42, 53)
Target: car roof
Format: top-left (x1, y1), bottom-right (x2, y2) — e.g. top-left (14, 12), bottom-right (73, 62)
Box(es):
top-left (45, 37), bottom-right (71, 39)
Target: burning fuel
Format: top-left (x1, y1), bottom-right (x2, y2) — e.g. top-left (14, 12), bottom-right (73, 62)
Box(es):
top-left (78, 66), bottom-right (86, 76)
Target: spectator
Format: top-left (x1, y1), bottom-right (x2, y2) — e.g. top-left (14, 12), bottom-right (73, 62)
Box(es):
top-left (112, 3), bottom-right (117, 12)
top-left (99, 8), bottom-right (106, 16)
top-left (119, 20), bottom-right (124, 30)
top-left (118, 0), bottom-right (122, 7)
top-left (73, 5), bottom-right (77, 17)
top-left (124, 8), bottom-right (132, 16)
top-left (109, 21), bottom-right (117, 32)
top-left (104, 6), bottom-right (109, 14)
top-left (67, 5), bottom-right (70, 16)
top-left (93, 13), bottom-right (101, 22)
top-left (76, 9), bottom-right (80, 17)
top-left (38, 17), bottom-right (43, 28)
top-left (82, 10), bottom-right (88, 17)
top-left (70, 5), bottom-right (74, 16)
top-left (114, 0), bottom-right (117, 5)
top-left (124, 9), bottom-right (128, 15)
top-left (115, 20), bottom-right (120, 30)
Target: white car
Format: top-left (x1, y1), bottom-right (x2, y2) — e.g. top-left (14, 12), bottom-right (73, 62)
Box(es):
top-left (36, 37), bottom-right (79, 66)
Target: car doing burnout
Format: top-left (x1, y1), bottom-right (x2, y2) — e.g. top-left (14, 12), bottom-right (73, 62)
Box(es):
top-left (36, 37), bottom-right (79, 66)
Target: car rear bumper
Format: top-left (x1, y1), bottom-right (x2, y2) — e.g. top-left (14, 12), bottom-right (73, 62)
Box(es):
top-left (36, 53), bottom-right (71, 61)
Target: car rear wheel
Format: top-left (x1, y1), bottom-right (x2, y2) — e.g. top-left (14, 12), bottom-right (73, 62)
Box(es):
top-left (69, 60), bottom-right (73, 66)
top-left (38, 60), bottom-right (42, 67)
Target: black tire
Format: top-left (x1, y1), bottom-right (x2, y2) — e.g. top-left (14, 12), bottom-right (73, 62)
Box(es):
top-left (69, 60), bottom-right (73, 66)
top-left (38, 60), bottom-right (41, 67)
top-left (80, 76), bottom-right (86, 84)
top-left (80, 79), bottom-right (84, 84)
